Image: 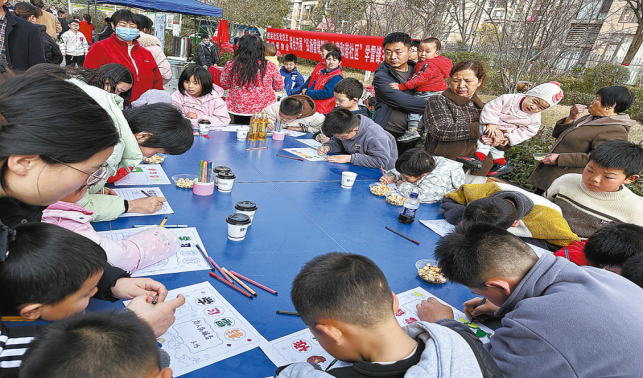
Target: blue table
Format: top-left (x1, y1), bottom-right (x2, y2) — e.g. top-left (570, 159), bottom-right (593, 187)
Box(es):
top-left (87, 130), bottom-right (483, 377)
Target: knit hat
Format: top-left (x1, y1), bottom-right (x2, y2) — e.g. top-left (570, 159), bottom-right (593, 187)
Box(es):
top-left (489, 191), bottom-right (534, 220)
top-left (526, 81), bottom-right (564, 107)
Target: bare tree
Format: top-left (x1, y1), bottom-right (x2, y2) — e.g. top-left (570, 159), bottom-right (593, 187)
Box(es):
top-left (621, 0), bottom-right (643, 65)
top-left (447, 0), bottom-right (487, 44)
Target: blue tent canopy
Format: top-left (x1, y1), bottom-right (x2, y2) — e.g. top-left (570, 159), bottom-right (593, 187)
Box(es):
top-left (94, 0), bottom-right (223, 17)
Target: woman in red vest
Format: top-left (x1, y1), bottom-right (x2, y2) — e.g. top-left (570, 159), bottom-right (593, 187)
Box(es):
top-left (302, 50), bottom-right (343, 114)
top-left (301, 42), bottom-right (340, 93)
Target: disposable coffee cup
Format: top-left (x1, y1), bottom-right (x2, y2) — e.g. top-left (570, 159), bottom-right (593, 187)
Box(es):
top-left (237, 126), bottom-right (249, 140)
top-left (198, 120), bottom-right (211, 135)
top-left (341, 171), bottom-right (358, 189)
top-left (235, 201), bottom-right (258, 225)
top-left (217, 171), bottom-right (236, 193)
top-left (213, 166), bottom-right (231, 186)
top-left (226, 213), bottom-right (251, 241)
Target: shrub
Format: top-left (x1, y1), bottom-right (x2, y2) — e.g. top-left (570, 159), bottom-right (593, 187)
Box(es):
top-left (218, 51), bottom-right (234, 65)
top-left (504, 128), bottom-right (556, 190)
top-left (559, 90), bottom-right (595, 107)
top-left (625, 86), bottom-right (643, 122)
top-left (581, 63), bottom-right (630, 93)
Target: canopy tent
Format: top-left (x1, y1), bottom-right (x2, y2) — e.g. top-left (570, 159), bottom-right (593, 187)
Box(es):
top-left (94, 0), bottom-right (222, 17)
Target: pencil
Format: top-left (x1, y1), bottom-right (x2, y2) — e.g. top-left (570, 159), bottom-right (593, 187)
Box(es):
top-left (230, 270), bottom-right (278, 295)
top-left (385, 226), bottom-right (420, 245)
top-left (380, 164), bottom-right (387, 178)
top-left (207, 254), bottom-right (233, 284)
top-left (209, 272), bottom-right (253, 298)
top-left (276, 310), bottom-right (299, 316)
top-left (246, 147), bottom-right (268, 151)
top-left (140, 190), bottom-right (151, 197)
top-left (195, 244), bottom-right (214, 269)
top-left (471, 298), bottom-right (487, 323)
top-left (159, 217), bottom-right (168, 227)
top-left (223, 267), bottom-right (257, 297)
top-left (276, 154), bottom-right (304, 161)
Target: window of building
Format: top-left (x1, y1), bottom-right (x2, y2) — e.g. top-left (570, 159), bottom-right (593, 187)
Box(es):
top-left (619, 6), bottom-right (636, 23)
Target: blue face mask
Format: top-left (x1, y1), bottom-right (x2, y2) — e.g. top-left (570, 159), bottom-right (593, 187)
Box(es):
top-left (115, 27), bottom-right (140, 42)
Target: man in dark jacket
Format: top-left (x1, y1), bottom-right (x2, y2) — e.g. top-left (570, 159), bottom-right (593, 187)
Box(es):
top-left (195, 34), bottom-right (219, 68)
top-left (97, 16), bottom-right (113, 41)
top-left (0, 1), bottom-right (45, 71)
top-left (57, 9), bottom-right (69, 34)
top-left (373, 32), bottom-right (427, 155)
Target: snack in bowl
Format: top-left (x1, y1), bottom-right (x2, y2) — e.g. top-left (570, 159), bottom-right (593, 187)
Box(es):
top-left (386, 193), bottom-right (406, 206)
top-left (370, 183), bottom-right (392, 196)
top-left (418, 261), bottom-right (447, 284)
top-left (176, 178), bottom-right (195, 189)
top-left (533, 153), bottom-right (547, 161)
top-left (142, 154), bottom-right (166, 164)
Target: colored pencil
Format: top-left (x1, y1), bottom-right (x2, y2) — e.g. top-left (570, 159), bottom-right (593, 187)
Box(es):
top-left (380, 164), bottom-right (387, 178)
top-left (208, 256), bottom-right (233, 284)
top-left (140, 190), bottom-right (151, 197)
top-left (470, 298), bottom-right (487, 323)
top-left (223, 267), bottom-right (257, 297)
top-left (199, 160), bottom-right (203, 182)
top-left (230, 270), bottom-right (278, 295)
top-left (159, 217), bottom-right (168, 227)
top-left (246, 147), bottom-right (268, 151)
top-left (385, 226), bottom-right (420, 245)
top-left (276, 154), bottom-right (304, 161)
top-left (209, 272), bottom-right (253, 298)
top-left (195, 244), bottom-right (213, 268)
top-left (276, 310), bottom-right (299, 316)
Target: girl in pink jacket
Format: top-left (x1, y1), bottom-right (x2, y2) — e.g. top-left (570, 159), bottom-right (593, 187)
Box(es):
top-left (458, 82), bottom-right (564, 177)
top-left (171, 65), bottom-right (230, 128)
top-left (42, 184), bottom-right (179, 273)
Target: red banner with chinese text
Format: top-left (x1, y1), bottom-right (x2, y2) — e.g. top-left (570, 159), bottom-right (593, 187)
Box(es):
top-left (266, 28), bottom-right (385, 72)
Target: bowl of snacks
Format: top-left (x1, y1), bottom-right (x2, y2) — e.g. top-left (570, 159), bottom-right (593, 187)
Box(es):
top-left (415, 259), bottom-right (447, 284)
top-left (172, 174), bottom-right (197, 189)
top-left (532, 153), bottom-right (548, 161)
top-left (369, 182), bottom-right (392, 197)
top-left (386, 192), bottom-right (407, 206)
top-left (143, 153), bottom-right (167, 164)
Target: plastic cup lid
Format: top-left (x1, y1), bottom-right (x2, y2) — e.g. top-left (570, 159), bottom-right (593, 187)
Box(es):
top-left (226, 213), bottom-right (251, 225)
top-left (214, 166), bottom-right (231, 172)
top-left (217, 171), bottom-right (236, 179)
top-left (199, 120), bottom-right (211, 124)
top-left (235, 201), bottom-right (257, 211)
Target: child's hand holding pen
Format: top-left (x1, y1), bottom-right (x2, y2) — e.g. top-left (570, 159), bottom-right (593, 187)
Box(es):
top-left (381, 175), bottom-right (395, 184)
top-left (463, 297), bottom-right (499, 322)
top-left (317, 145), bottom-right (331, 156)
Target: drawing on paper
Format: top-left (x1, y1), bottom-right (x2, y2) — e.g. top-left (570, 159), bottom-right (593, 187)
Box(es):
top-left (113, 187), bottom-right (174, 218)
top-left (395, 287), bottom-right (494, 343)
top-left (295, 139), bottom-right (322, 148)
top-left (125, 282), bottom-right (267, 377)
top-left (282, 148), bottom-right (326, 162)
top-left (113, 164), bottom-right (171, 186)
top-left (97, 227), bottom-right (210, 277)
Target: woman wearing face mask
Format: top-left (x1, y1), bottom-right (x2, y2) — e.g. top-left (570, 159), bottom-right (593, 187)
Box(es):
top-left (84, 9), bottom-right (163, 102)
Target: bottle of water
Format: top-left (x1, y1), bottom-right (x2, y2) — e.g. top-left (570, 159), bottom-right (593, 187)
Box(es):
top-left (399, 192), bottom-right (419, 224)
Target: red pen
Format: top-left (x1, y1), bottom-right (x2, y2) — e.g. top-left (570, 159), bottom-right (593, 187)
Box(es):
top-left (209, 272), bottom-right (253, 298)
top-left (276, 154), bottom-right (304, 161)
top-left (230, 270), bottom-right (278, 295)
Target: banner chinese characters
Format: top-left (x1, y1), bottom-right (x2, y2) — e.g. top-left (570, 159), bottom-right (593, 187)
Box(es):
top-left (266, 28), bottom-right (385, 72)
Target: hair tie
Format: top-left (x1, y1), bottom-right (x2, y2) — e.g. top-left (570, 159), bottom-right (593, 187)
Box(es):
top-left (0, 223), bottom-right (16, 262)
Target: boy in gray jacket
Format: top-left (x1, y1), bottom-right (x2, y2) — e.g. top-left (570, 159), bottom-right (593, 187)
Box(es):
top-left (277, 252), bottom-right (501, 377)
top-left (317, 109), bottom-right (398, 170)
top-left (417, 223), bottom-right (643, 378)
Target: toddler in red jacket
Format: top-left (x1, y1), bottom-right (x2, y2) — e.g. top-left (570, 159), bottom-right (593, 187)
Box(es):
top-left (389, 38), bottom-right (453, 142)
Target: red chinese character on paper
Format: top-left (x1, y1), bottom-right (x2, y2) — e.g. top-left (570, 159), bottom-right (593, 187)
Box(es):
top-left (404, 317), bottom-right (418, 325)
top-left (395, 309), bottom-right (405, 317)
top-left (292, 340), bottom-right (311, 352)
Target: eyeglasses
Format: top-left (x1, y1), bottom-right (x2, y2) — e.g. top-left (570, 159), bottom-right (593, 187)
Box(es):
top-left (335, 128), bottom-right (358, 140)
top-left (45, 156), bottom-right (109, 186)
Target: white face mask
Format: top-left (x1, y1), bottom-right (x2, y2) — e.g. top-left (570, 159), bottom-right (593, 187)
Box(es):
top-left (115, 27), bottom-right (140, 42)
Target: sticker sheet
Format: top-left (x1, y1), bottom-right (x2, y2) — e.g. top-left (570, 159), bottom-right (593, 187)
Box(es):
top-left (282, 148), bottom-right (326, 162)
top-left (113, 164), bottom-right (171, 186)
top-left (125, 282), bottom-right (267, 377)
top-left (419, 219), bottom-right (550, 257)
top-left (395, 287), bottom-right (495, 343)
top-left (261, 328), bottom-right (351, 371)
top-left (97, 227), bottom-right (210, 277)
top-left (112, 187), bottom-right (174, 218)
top-left (295, 138), bottom-right (322, 148)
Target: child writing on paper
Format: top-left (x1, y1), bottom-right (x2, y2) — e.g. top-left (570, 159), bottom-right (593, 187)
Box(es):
top-left (276, 252), bottom-right (498, 376)
top-left (381, 148), bottom-right (464, 204)
top-left (171, 65), bottom-right (230, 128)
top-left (21, 311), bottom-right (173, 378)
top-left (43, 183), bottom-right (179, 273)
top-left (457, 82), bottom-right (564, 177)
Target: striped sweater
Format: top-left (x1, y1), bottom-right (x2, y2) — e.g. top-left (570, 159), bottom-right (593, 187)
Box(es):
top-left (545, 173), bottom-right (643, 239)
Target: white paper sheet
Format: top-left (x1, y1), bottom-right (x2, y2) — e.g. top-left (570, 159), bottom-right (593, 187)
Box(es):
top-left (212, 125), bottom-right (245, 131)
top-left (261, 328), bottom-right (351, 370)
top-left (419, 219), bottom-right (550, 257)
top-left (282, 129), bottom-right (307, 137)
top-left (124, 282), bottom-right (267, 377)
top-left (113, 164), bottom-right (171, 186)
top-left (112, 187), bottom-right (174, 218)
top-left (396, 287), bottom-right (495, 343)
top-left (295, 138), bottom-right (322, 148)
top-left (97, 227), bottom-right (210, 277)
top-left (282, 148), bottom-right (326, 162)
